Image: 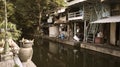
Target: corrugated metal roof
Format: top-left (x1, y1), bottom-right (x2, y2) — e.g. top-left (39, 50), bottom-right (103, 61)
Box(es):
top-left (91, 15), bottom-right (120, 23)
top-left (67, 0), bottom-right (86, 6)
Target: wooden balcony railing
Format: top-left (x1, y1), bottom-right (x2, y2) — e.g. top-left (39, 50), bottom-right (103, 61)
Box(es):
top-left (68, 10), bottom-right (83, 20)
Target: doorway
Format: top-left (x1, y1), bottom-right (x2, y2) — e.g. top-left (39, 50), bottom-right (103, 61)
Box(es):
top-left (116, 23), bottom-right (120, 46)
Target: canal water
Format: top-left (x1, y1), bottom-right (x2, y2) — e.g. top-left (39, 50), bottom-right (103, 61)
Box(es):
top-left (32, 39), bottom-right (120, 67)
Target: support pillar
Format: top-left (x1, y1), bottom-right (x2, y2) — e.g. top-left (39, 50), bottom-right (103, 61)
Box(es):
top-left (110, 23), bottom-right (116, 45)
top-left (84, 20), bottom-right (87, 42)
top-left (74, 22), bottom-right (77, 35)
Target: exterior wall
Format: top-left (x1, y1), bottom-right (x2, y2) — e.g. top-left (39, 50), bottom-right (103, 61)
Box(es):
top-left (111, 4), bottom-right (120, 16)
top-left (49, 26), bottom-right (59, 37)
top-left (84, 3), bottom-right (92, 21)
top-left (110, 23), bottom-right (116, 45)
top-left (84, 3), bottom-right (110, 21)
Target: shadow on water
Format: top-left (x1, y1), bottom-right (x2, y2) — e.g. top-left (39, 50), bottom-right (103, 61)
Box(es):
top-left (32, 38), bottom-right (120, 67)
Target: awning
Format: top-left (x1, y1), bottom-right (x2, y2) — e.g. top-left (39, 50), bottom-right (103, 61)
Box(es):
top-left (91, 15), bottom-right (120, 23)
top-left (67, 0), bottom-right (86, 6)
top-left (54, 20), bottom-right (67, 24)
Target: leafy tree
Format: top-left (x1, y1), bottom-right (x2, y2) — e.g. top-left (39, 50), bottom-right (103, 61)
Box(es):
top-left (11, 0), bottom-right (66, 37)
top-left (36, 0), bottom-right (66, 31)
top-left (0, 0), bottom-right (21, 40)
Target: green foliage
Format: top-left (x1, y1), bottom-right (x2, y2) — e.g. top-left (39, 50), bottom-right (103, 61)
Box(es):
top-left (53, 0), bottom-right (66, 7)
top-left (10, 0), bottom-right (65, 35)
top-left (0, 1), bottom-right (21, 40)
top-left (0, 1), bottom-right (15, 21)
top-left (1, 0), bottom-right (66, 38)
top-left (0, 22), bottom-right (21, 40)
top-left (0, 1), bottom-right (4, 22)
top-left (7, 2), bottom-right (15, 17)
top-left (36, 0), bottom-right (66, 12)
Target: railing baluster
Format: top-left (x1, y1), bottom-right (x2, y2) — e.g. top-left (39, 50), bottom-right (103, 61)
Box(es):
top-left (68, 10), bottom-right (83, 18)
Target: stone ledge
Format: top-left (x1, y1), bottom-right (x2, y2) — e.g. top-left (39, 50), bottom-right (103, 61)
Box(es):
top-left (81, 43), bottom-right (120, 57)
top-left (0, 52), bottom-right (13, 61)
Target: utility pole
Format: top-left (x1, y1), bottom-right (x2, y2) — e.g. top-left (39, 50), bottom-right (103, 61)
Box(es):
top-left (4, 0), bottom-right (9, 54)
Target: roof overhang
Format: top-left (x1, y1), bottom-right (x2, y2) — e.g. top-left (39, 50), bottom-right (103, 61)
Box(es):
top-left (54, 20), bottom-right (67, 24)
top-left (91, 15), bottom-right (120, 23)
top-left (67, 0), bottom-right (86, 6)
top-left (101, 0), bottom-right (120, 3)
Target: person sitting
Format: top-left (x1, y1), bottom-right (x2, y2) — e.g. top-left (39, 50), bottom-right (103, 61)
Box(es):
top-left (59, 33), bottom-right (65, 40)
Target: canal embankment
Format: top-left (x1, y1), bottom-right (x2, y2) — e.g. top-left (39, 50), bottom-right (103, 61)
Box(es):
top-left (33, 38), bottom-right (120, 67)
top-left (81, 43), bottom-right (120, 57)
top-left (39, 35), bottom-right (120, 57)
top-left (40, 35), bottom-right (80, 48)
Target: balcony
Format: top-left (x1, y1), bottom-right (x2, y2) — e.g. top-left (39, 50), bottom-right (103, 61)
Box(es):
top-left (68, 10), bottom-right (84, 20)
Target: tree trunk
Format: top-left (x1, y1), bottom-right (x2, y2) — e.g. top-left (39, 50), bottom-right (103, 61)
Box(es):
top-left (38, 11), bottom-right (42, 30)
top-left (37, 2), bottom-right (43, 34)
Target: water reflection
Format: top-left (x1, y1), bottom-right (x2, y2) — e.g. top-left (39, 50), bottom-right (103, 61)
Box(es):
top-left (32, 39), bottom-right (120, 67)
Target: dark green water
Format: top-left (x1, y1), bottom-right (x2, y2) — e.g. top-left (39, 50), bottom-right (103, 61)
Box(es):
top-left (32, 39), bottom-right (120, 67)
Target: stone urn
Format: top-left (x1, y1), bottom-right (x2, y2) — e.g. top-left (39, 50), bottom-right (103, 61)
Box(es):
top-left (19, 39), bottom-right (34, 62)
top-left (19, 47), bottom-right (33, 62)
top-left (22, 41), bottom-right (33, 48)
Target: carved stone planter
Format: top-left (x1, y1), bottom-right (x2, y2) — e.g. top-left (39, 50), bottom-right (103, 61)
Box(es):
top-left (22, 41), bottom-right (33, 48)
top-left (19, 39), bottom-right (34, 62)
top-left (19, 47), bottom-right (33, 62)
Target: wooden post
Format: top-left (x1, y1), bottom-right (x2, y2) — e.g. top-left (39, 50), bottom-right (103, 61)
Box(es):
top-left (83, 3), bottom-right (87, 42)
top-left (83, 20), bottom-right (87, 42)
top-left (74, 22), bottom-right (76, 35)
top-left (67, 24), bottom-right (70, 40)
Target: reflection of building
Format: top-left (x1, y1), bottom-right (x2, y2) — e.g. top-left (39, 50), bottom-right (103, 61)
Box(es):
top-left (49, 42), bottom-right (59, 54)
